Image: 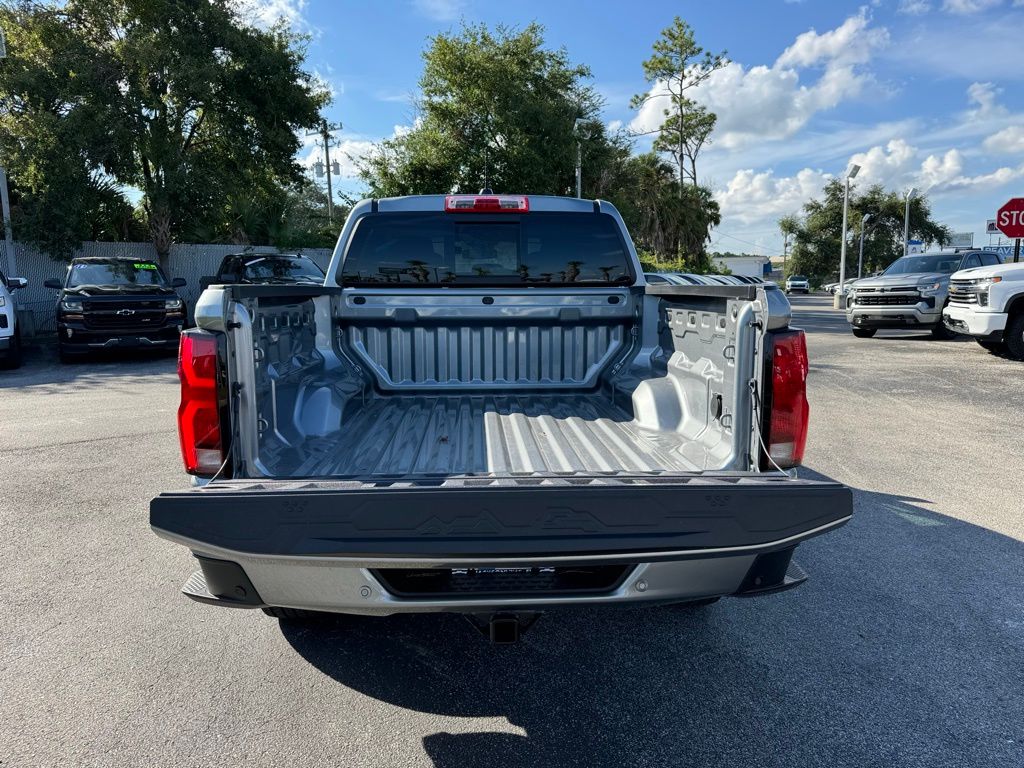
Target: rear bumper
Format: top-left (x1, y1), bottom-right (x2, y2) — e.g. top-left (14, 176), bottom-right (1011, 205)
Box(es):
top-left (942, 304), bottom-right (1006, 339)
top-left (151, 476), bottom-right (853, 614)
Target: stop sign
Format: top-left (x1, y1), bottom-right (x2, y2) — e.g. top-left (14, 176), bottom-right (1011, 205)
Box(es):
top-left (996, 197), bottom-right (1024, 239)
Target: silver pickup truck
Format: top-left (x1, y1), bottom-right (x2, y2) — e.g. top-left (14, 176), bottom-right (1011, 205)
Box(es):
top-left (151, 194), bottom-right (851, 642)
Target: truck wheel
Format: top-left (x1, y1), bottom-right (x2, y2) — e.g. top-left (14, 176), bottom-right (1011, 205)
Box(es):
top-left (976, 339), bottom-right (1007, 355)
top-left (930, 324), bottom-right (956, 340)
top-left (0, 330), bottom-right (21, 369)
top-left (1005, 313), bottom-right (1024, 361)
top-left (851, 328), bottom-right (876, 338)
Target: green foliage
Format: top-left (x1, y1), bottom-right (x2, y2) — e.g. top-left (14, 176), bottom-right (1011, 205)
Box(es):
top-left (360, 23), bottom-right (603, 196)
top-left (631, 18), bottom-right (725, 188)
top-left (604, 152), bottom-right (720, 270)
top-left (781, 181), bottom-right (951, 282)
top-left (0, 0), bottom-right (329, 262)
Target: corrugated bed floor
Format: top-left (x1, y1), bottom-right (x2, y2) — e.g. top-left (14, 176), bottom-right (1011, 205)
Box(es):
top-left (272, 394), bottom-right (699, 477)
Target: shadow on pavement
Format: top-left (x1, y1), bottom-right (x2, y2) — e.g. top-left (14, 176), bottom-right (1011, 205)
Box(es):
top-left (0, 338), bottom-right (176, 390)
top-left (278, 469), bottom-right (1024, 768)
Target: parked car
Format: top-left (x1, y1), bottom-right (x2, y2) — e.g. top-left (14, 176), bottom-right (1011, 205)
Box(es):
top-left (845, 250), bottom-right (1002, 339)
top-left (0, 268), bottom-right (28, 369)
top-left (943, 259), bottom-right (1024, 359)
top-left (199, 252), bottom-right (325, 290)
top-left (44, 256), bottom-right (188, 362)
top-left (785, 275), bottom-right (810, 294)
top-left (151, 193), bottom-right (852, 643)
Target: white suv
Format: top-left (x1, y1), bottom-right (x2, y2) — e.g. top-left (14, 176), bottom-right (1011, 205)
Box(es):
top-left (0, 269), bottom-right (28, 369)
top-left (785, 275), bottom-right (810, 294)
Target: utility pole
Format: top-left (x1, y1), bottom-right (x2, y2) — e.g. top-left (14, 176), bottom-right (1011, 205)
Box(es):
top-left (307, 120), bottom-right (342, 227)
top-left (0, 29), bottom-right (19, 304)
top-left (0, 167), bottom-right (15, 283)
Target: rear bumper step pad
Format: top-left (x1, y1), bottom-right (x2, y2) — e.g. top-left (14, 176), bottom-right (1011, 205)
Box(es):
top-left (151, 479), bottom-right (852, 560)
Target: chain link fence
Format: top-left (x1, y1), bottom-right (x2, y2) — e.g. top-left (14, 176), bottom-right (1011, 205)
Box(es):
top-left (2, 241), bottom-right (333, 336)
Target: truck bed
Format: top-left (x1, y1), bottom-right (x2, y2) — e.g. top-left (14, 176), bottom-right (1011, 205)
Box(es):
top-left (260, 392), bottom-right (704, 478)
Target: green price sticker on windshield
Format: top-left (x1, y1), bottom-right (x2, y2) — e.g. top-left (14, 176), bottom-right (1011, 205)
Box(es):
top-left (133, 263), bottom-right (157, 270)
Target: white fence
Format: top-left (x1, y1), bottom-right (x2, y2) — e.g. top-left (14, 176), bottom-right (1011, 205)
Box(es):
top-left (1, 241), bottom-right (334, 334)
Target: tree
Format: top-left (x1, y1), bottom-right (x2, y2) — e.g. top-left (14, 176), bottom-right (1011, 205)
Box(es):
top-left (0, 2), bottom-right (146, 256)
top-left (782, 181), bottom-right (950, 282)
top-left (605, 152), bottom-right (720, 270)
top-left (0, 0), bottom-right (329, 266)
top-left (359, 23), bottom-right (609, 197)
top-left (631, 18), bottom-right (725, 192)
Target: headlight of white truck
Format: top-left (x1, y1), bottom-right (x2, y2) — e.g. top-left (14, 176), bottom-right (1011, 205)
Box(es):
top-left (0, 295), bottom-right (5, 308)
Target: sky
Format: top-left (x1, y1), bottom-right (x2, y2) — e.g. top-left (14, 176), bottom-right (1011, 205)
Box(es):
top-left (245, 0), bottom-right (1024, 258)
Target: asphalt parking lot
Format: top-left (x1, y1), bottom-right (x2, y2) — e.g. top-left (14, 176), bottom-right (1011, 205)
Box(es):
top-left (1, 294), bottom-right (1021, 768)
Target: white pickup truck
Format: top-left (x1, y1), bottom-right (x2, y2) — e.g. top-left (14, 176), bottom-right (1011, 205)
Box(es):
top-left (943, 259), bottom-right (1024, 359)
top-left (150, 193), bottom-right (852, 642)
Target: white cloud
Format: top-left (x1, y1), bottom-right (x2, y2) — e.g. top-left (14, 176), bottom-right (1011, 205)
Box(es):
top-left (607, 119), bottom-right (623, 132)
top-left (630, 11), bottom-right (889, 151)
top-left (776, 11), bottom-right (889, 68)
top-left (898, 0), bottom-right (932, 13)
top-left (716, 167), bottom-right (832, 224)
top-left (413, 0), bottom-right (466, 21)
top-left (966, 82), bottom-right (1007, 120)
top-left (233, 0), bottom-right (310, 31)
top-left (983, 126), bottom-right (1024, 154)
top-left (942, 0), bottom-right (1002, 12)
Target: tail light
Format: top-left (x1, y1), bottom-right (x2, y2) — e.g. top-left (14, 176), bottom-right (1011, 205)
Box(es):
top-left (444, 195), bottom-right (529, 213)
top-left (761, 329), bottom-right (809, 469)
top-left (177, 331), bottom-right (223, 476)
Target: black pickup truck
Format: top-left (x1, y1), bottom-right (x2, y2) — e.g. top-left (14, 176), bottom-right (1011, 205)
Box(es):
top-left (45, 256), bottom-right (188, 362)
top-left (198, 252), bottom-right (325, 290)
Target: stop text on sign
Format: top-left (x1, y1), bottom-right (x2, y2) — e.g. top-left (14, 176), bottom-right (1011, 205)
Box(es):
top-left (995, 198), bottom-right (1024, 239)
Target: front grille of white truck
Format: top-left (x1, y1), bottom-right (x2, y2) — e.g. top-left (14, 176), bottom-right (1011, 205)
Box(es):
top-left (948, 282), bottom-right (979, 305)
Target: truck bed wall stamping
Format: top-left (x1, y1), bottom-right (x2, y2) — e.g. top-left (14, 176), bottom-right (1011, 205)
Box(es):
top-left (150, 479), bottom-right (852, 560)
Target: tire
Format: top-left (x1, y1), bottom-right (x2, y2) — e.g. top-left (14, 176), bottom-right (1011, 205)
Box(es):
top-left (976, 339), bottom-right (1007, 355)
top-left (0, 330), bottom-right (21, 369)
top-left (261, 606), bottom-right (335, 622)
top-left (930, 323), bottom-right (956, 340)
top-left (852, 328), bottom-right (876, 338)
top-left (1005, 313), bottom-right (1024, 361)
top-left (58, 343), bottom-right (82, 364)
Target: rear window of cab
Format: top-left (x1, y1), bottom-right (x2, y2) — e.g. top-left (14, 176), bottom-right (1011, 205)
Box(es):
top-left (339, 212), bottom-right (634, 287)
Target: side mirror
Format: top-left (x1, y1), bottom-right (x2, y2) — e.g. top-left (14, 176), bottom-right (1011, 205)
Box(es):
top-left (44, 278), bottom-right (63, 290)
top-left (9, 277), bottom-right (27, 290)
top-left (171, 277), bottom-right (186, 288)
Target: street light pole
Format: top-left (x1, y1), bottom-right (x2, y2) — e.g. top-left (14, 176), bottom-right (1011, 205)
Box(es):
top-left (903, 187), bottom-right (918, 256)
top-left (573, 118), bottom-right (589, 199)
top-left (836, 164), bottom-right (860, 308)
